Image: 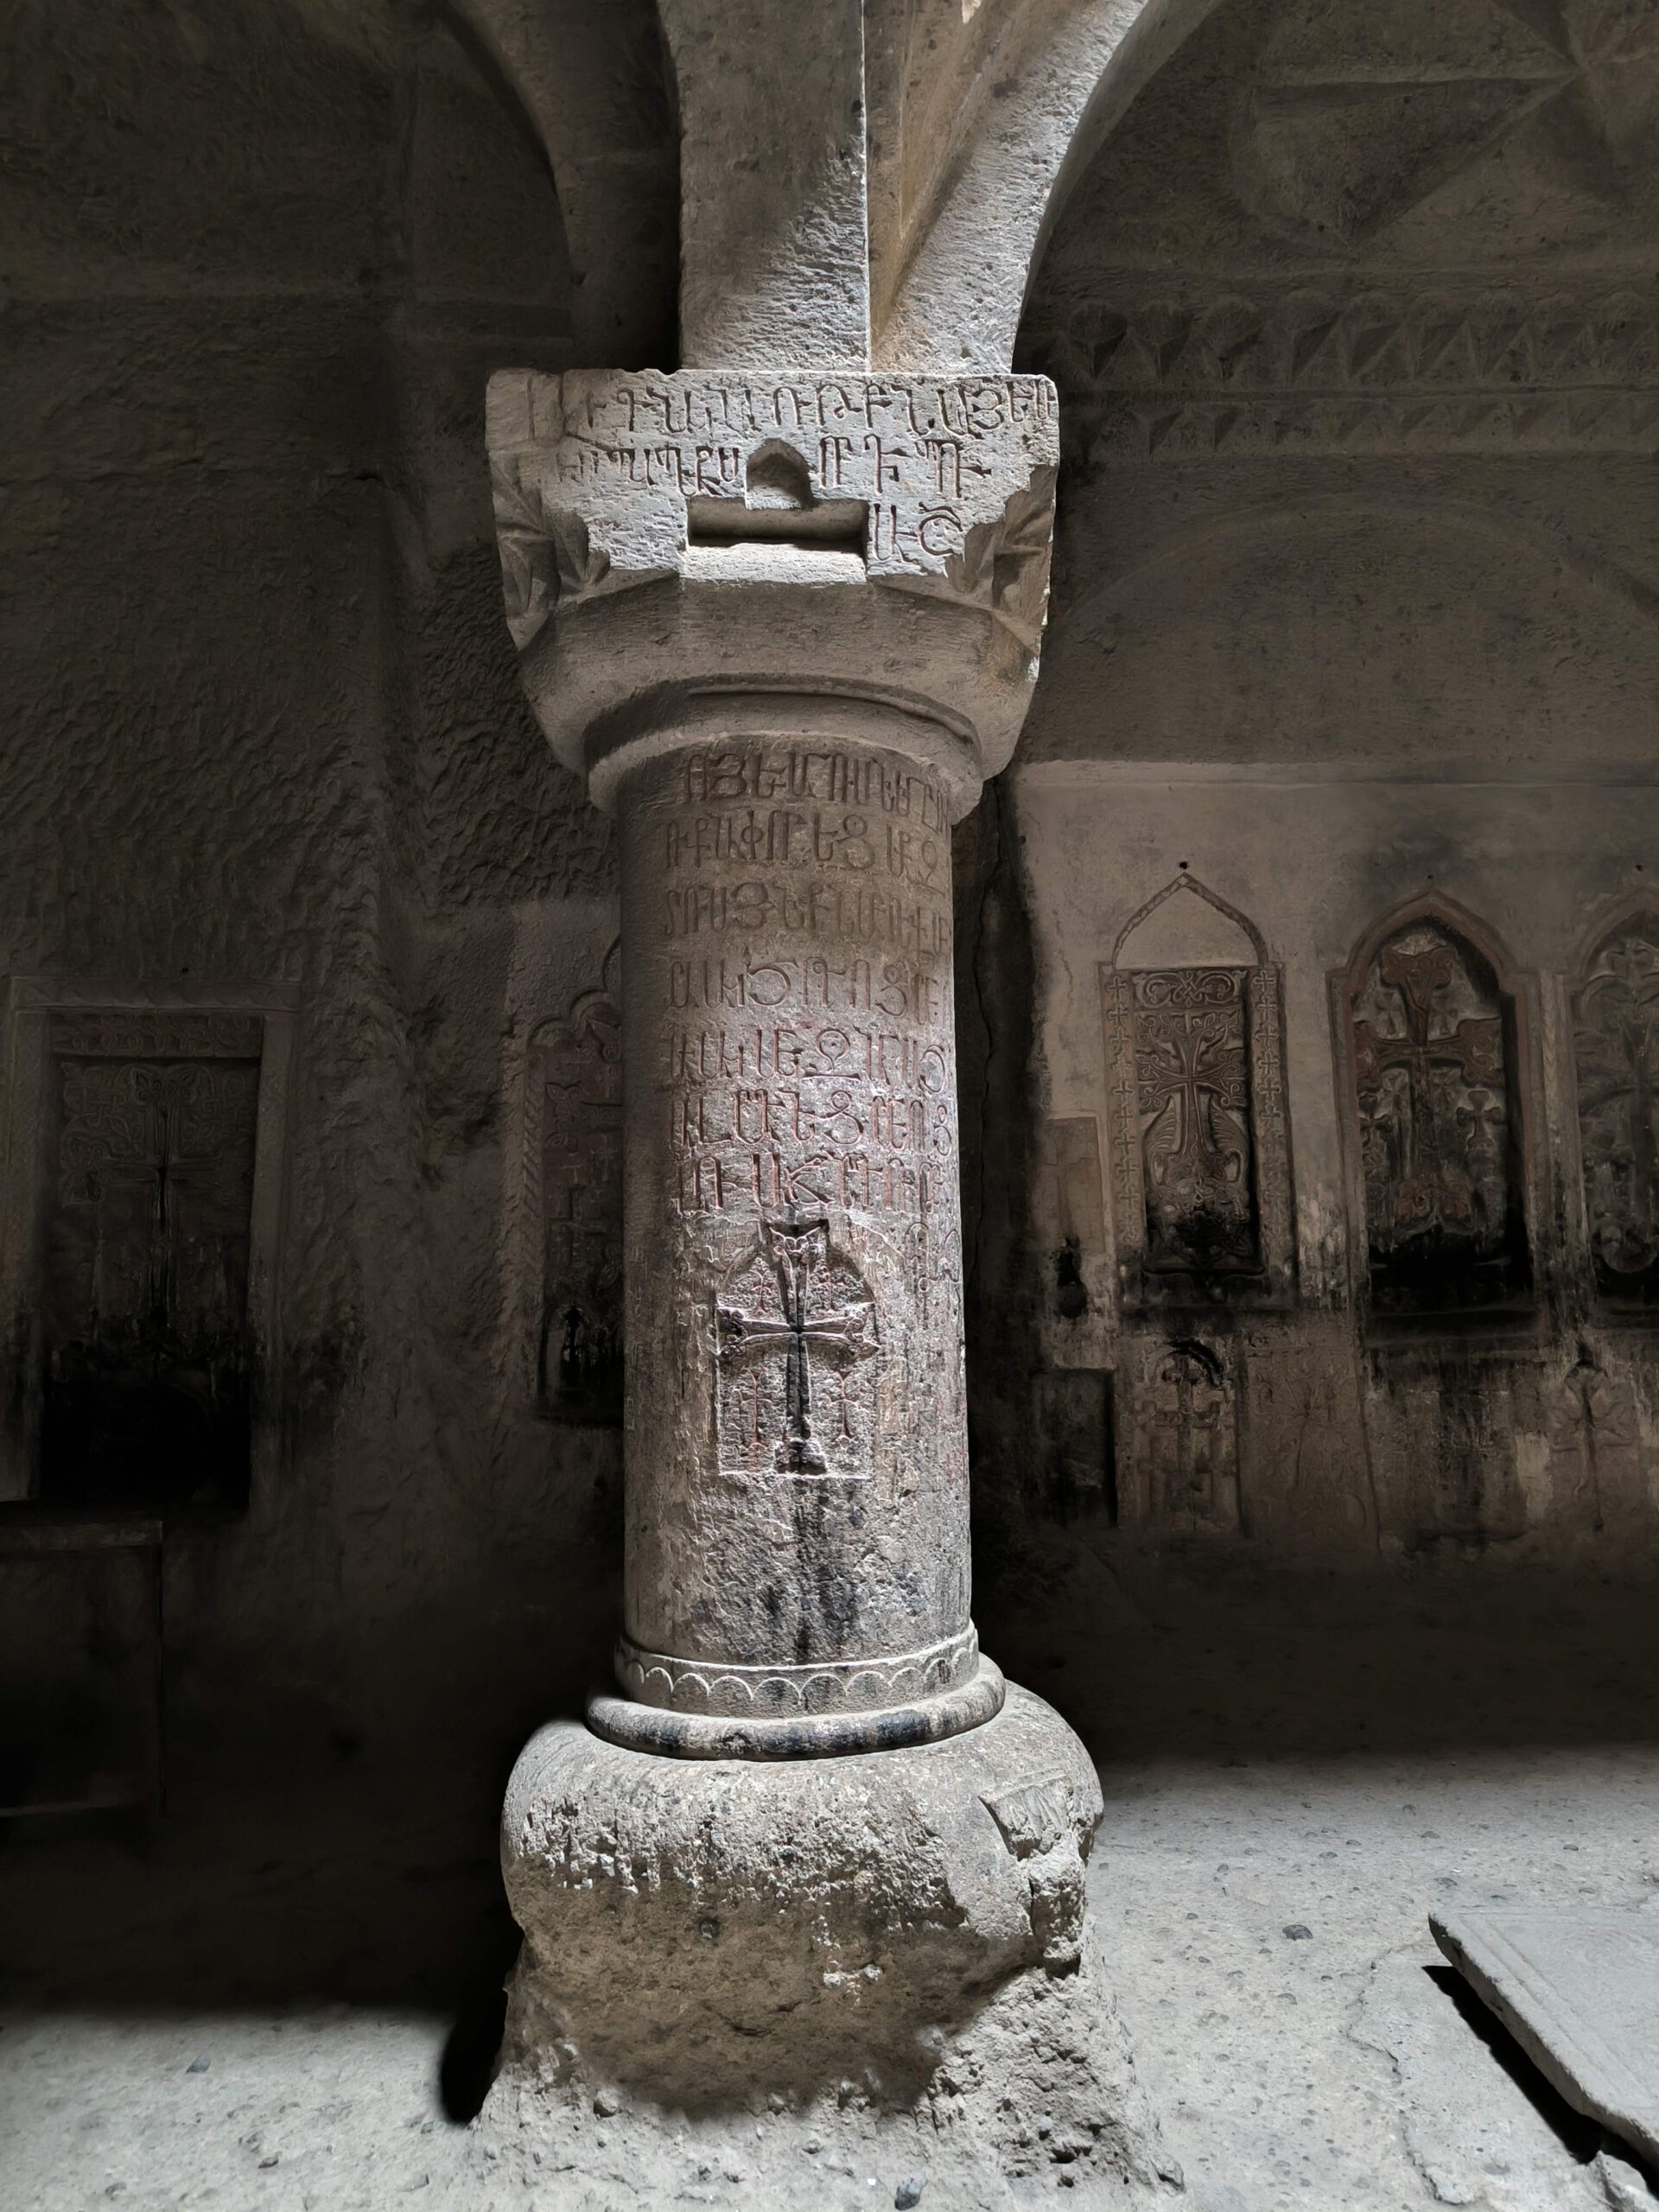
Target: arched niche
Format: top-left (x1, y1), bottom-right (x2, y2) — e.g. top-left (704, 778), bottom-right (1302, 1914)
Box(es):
top-left (1098, 874), bottom-right (1294, 1310)
top-left (1573, 904), bottom-right (1659, 1309)
top-left (1334, 898), bottom-right (1533, 1319)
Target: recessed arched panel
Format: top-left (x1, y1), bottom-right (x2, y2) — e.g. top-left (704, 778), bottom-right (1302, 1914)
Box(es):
top-left (1337, 900), bottom-right (1532, 1318)
top-left (1574, 906), bottom-right (1659, 1309)
top-left (1100, 875), bottom-right (1294, 1309)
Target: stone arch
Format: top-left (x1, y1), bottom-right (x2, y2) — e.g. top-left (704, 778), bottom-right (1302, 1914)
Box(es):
top-left (1572, 899), bottom-right (1659, 1308)
top-left (454, 0), bottom-right (678, 365)
top-left (1112, 870), bottom-right (1268, 969)
top-left (1100, 874), bottom-right (1294, 1309)
top-left (1334, 895), bottom-right (1534, 1319)
top-left (878, 0), bottom-right (1226, 367)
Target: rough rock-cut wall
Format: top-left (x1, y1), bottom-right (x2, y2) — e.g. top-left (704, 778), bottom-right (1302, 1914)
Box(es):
top-left (0, 0), bottom-right (671, 1760)
top-left (994, 0), bottom-right (1659, 1565)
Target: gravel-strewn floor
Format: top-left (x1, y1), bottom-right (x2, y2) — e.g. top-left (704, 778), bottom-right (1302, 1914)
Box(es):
top-left (6, 1552), bottom-right (1659, 2210)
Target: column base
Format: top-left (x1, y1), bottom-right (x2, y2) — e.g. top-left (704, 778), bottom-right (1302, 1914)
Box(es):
top-left (476, 1680), bottom-right (1174, 2207)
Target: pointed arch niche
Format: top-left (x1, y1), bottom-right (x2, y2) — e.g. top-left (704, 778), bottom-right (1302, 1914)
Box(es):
top-left (1334, 898), bottom-right (1533, 1320)
top-left (1098, 874), bottom-right (1295, 1310)
top-left (1573, 903), bottom-right (1659, 1309)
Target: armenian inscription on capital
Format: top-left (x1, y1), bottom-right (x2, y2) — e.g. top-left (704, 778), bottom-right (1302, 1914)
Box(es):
top-left (651, 745), bottom-right (956, 1221)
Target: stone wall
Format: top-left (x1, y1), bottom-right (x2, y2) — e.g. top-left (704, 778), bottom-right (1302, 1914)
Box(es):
top-left (998, 0), bottom-right (1659, 1564)
top-left (0, 0), bottom-right (674, 1761)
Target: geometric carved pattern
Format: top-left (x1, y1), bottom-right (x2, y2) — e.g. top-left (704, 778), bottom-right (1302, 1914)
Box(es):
top-left (1345, 914), bottom-right (1531, 1316)
top-left (614, 1621), bottom-right (978, 1719)
top-left (1101, 879), bottom-right (1294, 1310)
top-left (1032, 288), bottom-right (1659, 458)
top-left (1574, 912), bottom-right (1659, 1306)
top-left (531, 968), bottom-right (624, 1423)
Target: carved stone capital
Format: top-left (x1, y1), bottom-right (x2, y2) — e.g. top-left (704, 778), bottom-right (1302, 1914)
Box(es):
top-left (486, 367), bottom-right (1059, 799)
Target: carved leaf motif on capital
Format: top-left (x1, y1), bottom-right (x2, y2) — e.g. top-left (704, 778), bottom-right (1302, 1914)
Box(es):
top-left (486, 369), bottom-right (1058, 639)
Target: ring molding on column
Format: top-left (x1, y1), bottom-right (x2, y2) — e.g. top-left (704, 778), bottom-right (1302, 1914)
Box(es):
top-left (588, 1656), bottom-right (1007, 1761)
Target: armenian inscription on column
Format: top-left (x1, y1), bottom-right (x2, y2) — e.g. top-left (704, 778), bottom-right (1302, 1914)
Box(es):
top-left (616, 734), bottom-right (974, 1713)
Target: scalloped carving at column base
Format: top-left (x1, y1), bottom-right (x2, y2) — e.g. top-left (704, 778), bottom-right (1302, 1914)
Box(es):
top-left (613, 1621), bottom-right (982, 1717)
top-left (590, 1654), bottom-right (1005, 1760)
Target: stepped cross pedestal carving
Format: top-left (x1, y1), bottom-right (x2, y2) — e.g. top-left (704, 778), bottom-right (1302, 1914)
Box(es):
top-left (716, 1220), bottom-right (875, 1477)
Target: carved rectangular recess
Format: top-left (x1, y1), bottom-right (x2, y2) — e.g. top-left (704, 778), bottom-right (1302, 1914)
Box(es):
top-left (1100, 963), bottom-right (1295, 1312)
top-left (0, 981), bottom-right (296, 1512)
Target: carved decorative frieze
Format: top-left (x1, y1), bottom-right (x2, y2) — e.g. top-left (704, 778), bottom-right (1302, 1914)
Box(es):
top-left (614, 1623), bottom-right (979, 1719)
top-left (1030, 288), bottom-right (1659, 456)
top-left (0, 982), bottom-right (296, 1509)
top-left (1574, 912), bottom-right (1659, 1307)
top-left (530, 967), bottom-right (625, 1423)
top-left (1100, 879), bottom-right (1294, 1310)
top-left (1338, 912), bottom-right (1531, 1317)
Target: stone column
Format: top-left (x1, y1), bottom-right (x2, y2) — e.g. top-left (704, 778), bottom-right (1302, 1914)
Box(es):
top-left (480, 368), bottom-right (1162, 2197)
top-left (597, 711), bottom-right (1000, 1759)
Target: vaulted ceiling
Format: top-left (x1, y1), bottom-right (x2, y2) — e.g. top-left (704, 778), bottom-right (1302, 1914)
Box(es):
top-left (1032, 0), bottom-right (1659, 308)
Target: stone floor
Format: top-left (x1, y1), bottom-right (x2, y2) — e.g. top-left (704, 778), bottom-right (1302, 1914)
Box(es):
top-left (7, 1551), bottom-right (1659, 2210)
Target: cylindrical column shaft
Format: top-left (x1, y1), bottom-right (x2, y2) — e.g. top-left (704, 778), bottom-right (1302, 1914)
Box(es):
top-left (590, 713), bottom-right (1002, 1756)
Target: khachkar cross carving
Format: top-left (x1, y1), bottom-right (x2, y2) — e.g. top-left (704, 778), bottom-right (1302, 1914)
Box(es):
top-left (1353, 937), bottom-right (1504, 1252)
top-left (716, 1220), bottom-right (877, 1477)
top-left (1575, 923), bottom-right (1659, 1292)
top-left (1133, 971), bottom-right (1257, 1275)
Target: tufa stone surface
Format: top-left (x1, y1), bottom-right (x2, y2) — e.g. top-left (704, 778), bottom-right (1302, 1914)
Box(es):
top-left (1433, 1908), bottom-right (1659, 2171)
top-left (486, 1682), bottom-right (1166, 2201)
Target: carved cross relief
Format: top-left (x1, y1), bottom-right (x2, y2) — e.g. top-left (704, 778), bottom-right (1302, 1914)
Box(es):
top-left (1574, 918), bottom-right (1659, 1300)
top-left (716, 1219), bottom-right (877, 1478)
top-left (1100, 877), bottom-right (1295, 1311)
top-left (1345, 916), bottom-right (1530, 1314)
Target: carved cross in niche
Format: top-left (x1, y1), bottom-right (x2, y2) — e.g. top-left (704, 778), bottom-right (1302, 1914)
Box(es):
top-left (1353, 942), bottom-right (1502, 1242)
top-left (59, 1061), bottom-right (254, 1330)
top-left (1135, 985), bottom-right (1254, 1271)
top-left (1576, 930), bottom-right (1659, 1284)
top-left (716, 1220), bottom-right (875, 1475)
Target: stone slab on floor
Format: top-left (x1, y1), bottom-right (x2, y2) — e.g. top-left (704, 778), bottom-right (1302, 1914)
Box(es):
top-left (1433, 1908), bottom-right (1659, 2172)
